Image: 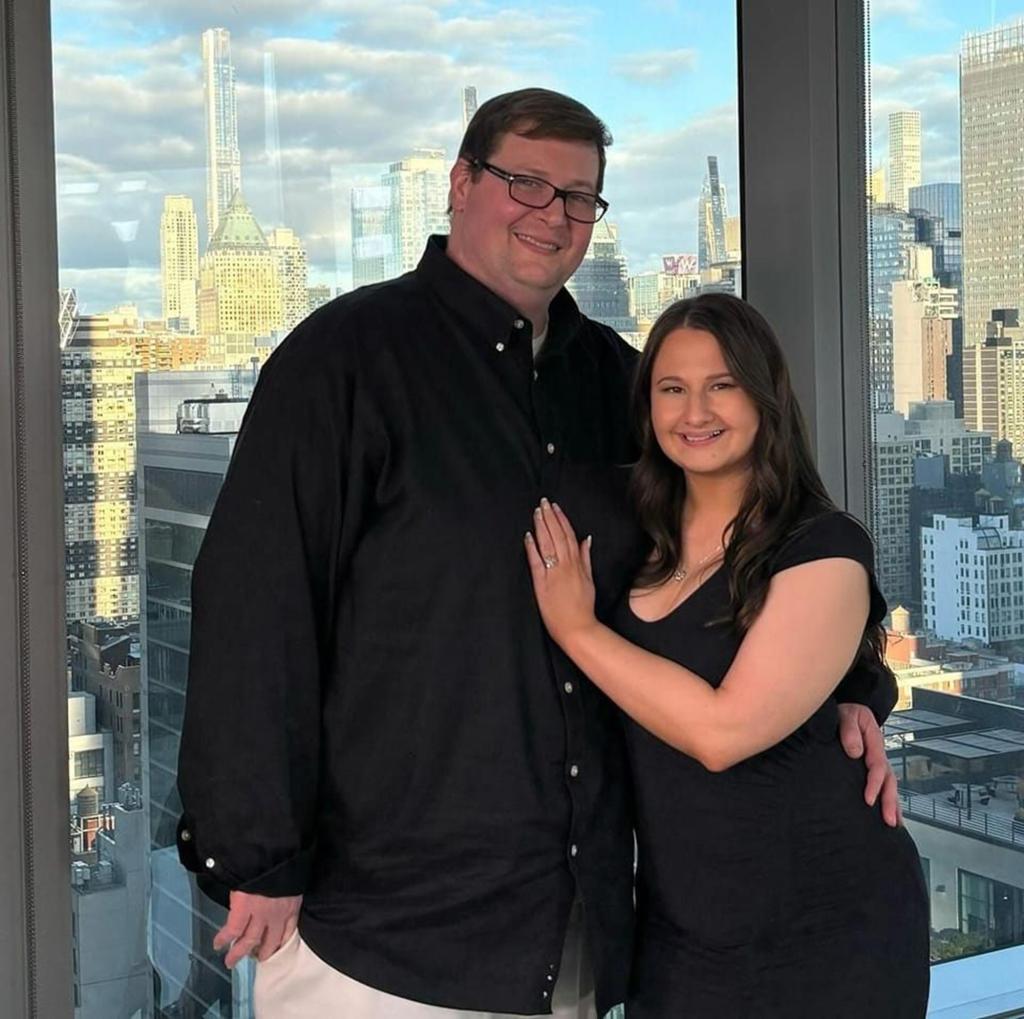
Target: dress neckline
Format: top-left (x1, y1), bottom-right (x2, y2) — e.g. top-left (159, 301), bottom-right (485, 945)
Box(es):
top-left (626, 565), bottom-right (727, 624)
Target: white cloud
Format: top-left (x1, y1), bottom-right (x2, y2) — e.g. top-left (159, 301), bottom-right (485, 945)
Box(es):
top-left (612, 48), bottom-right (698, 84)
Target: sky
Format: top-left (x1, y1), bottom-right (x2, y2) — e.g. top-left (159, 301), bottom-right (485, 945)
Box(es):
top-left (50, 0), bottom-right (1024, 317)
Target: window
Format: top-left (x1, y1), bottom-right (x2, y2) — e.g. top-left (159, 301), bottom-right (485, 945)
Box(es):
top-left (867, 0), bottom-right (1024, 988)
top-left (45, 3), bottom-right (742, 1017)
top-left (73, 749), bottom-right (104, 780)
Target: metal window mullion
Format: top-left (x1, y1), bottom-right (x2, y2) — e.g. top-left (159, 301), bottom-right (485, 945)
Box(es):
top-left (1, 0), bottom-right (73, 1016)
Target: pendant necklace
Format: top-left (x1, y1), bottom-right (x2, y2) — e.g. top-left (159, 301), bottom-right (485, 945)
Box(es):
top-left (672, 544), bottom-right (723, 584)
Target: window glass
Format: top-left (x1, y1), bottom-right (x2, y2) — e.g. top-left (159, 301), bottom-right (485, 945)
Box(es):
top-left (867, 0), bottom-right (1024, 973)
top-left (52, 3), bottom-right (741, 1015)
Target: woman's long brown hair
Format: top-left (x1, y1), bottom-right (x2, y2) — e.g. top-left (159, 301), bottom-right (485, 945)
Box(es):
top-left (630, 293), bottom-right (890, 676)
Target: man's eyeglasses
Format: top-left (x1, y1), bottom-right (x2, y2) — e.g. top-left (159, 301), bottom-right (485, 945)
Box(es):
top-left (472, 159), bottom-right (609, 224)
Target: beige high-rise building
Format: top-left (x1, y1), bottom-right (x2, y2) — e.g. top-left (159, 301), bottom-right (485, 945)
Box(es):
top-left (202, 28), bottom-right (242, 242)
top-left (964, 310), bottom-right (1024, 454)
top-left (891, 276), bottom-right (958, 415)
top-left (267, 227), bottom-right (309, 333)
top-left (961, 23), bottom-right (1024, 349)
top-left (160, 196), bottom-right (198, 333)
top-left (198, 191), bottom-right (283, 363)
top-left (888, 111), bottom-right (921, 212)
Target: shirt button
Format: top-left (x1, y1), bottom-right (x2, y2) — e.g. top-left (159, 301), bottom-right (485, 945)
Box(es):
top-left (570, 844), bottom-right (578, 858)
top-left (181, 829), bottom-right (192, 842)
top-left (547, 974), bottom-right (554, 982)
top-left (546, 442), bottom-right (556, 455)
top-left (204, 857), bottom-right (216, 869)
top-left (533, 369), bottom-right (539, 381)
top-left (564, 681), bottom-right (574, 694)
top-left (569, 764), bottom-right (579, 778)
top-left (514, 318), bottom-right (526, 329)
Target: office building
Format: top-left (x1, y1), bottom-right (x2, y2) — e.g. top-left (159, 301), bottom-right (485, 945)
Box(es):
top-left (892, 276), bottom-right (959, 415)
top-left (462, 85), bottom-right (478, 129)
top-left (964, 310), bottom-right (1024, 456)
top-left (137, 370), bottom-right (256, 1018)
top-left (567, 220), bottom-right (637, 339)
top-left (961, 23), bottom-right (1024, 348)
top-left (197, 191), bottom-right (284, 360)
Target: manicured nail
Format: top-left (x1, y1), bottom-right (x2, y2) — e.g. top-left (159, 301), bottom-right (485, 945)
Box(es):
top-left (540, 497), bottom-right (550, 507)
top-left (586, 534), bottom-right (593, 545)
top-left (534, 507), bottom-right (542, 517)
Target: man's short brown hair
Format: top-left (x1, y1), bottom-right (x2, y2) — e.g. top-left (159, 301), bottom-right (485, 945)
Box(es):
top-left (457, 88), bottom-right (613, 193)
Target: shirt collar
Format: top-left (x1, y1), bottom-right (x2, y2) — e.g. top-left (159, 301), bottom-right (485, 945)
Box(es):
top-left (415, 235), bottom-right (582, 357)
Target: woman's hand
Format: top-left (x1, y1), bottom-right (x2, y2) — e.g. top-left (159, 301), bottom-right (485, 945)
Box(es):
top-left (525, 499), bottom-right (597, 647)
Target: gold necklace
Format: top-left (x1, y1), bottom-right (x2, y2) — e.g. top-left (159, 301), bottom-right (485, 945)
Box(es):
top-left (672, 544), bottom-right (723, 583)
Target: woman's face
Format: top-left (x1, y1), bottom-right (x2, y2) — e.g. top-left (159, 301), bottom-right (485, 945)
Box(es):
top-left (649, 325), bottom-right (761, 483)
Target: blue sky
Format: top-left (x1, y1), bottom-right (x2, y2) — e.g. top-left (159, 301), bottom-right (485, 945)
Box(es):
top-left (49, 0), bottom-right (1024, 315)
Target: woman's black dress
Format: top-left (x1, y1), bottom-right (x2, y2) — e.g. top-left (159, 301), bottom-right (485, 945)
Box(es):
top-left (612, 511), bottom-right (930, 1018)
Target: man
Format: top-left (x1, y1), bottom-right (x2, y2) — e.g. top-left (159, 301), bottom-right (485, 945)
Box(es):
top-left (177, 88), bottom-right (897, 1018)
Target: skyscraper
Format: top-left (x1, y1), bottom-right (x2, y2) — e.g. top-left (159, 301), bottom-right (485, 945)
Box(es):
top-left (267, 226), bottom-right (310, 333)
top-left (961, 23), bottom-right (1024, 348)
top-left (351, 150), bottom-right (450, 286)
top-left (159, 195), bottom-right (199, 333)
top-left (197, 191), bottom-right (284, 360)
top-left (62, 300), bottom-right (140, 626)
top-left (384, 148), bottom-right (450, 275)
top-left (697, 156), bottom-right (727, 270)
top-left (567, 220), bottom-right (637, 338)
top-left (887, 110), bottom-right (922, 212)
top-left (462, 85), bottom-right (478, 129)
top-left (202, 27), bottom-right (243, 242)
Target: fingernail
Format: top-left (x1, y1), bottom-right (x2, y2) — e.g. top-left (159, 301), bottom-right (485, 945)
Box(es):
top-left (552, 501), bottom-right (561, 511)
top-left (586, 534), bottom-right (593, 545)
top-left (534, 507), bottom-right (541, 517)
top-left (540, 497), bottom-right (550, 507)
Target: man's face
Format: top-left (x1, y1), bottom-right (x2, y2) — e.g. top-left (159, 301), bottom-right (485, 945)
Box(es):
top-left (447, 132), bottom-right (601, 315)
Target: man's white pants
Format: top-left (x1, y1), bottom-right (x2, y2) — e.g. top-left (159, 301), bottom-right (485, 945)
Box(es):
top-left (254, 903), bottom-right (596, 1019)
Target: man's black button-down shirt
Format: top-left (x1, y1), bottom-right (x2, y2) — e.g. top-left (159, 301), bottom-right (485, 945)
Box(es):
top-left (176, 236), bottom-right (646, 1015)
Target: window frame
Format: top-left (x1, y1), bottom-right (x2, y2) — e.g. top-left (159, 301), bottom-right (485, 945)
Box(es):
top-left (4, 0), bottom-right (1023, 1013)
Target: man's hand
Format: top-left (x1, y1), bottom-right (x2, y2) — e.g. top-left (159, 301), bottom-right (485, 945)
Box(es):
top-left (838, 702), bottom-right (901, 827)
top-left (213, 890), bottom-right (303, 968)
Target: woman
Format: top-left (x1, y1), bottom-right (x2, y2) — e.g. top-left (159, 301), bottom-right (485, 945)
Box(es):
top-left (525, 294), bottom-right (930, 1017)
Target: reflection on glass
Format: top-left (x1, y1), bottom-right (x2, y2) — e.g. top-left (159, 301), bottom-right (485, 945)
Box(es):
top-left (867, 0), bottom-right (1024, 971)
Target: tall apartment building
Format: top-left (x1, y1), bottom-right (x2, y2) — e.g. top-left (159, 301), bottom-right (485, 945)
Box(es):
top-left (159, 195), bottom-right (199, 333)
top-left (383, 148), bottom-right (450, 276)
top-left (68, 691), bottom-right (114, 806)
top-left (903, 400), bottom-right (992, 476)
top-left (697, 155), bottom-right (728, 269)
top-left (62, 312), bottom-right (140, 624)
top-left (961, 23), bottom-right (1024, 348)
top-left (197, 191), bottom-right (284, 361)
top-left (350, 150), bottom-right (449, 287)
top-left (267, 226), bottom-right (309, 333)
top-left (892, 276), bottom-right (959, 415)
top-left (922, 514), bottom-right (1024, 643)
top-left (964, 309), bottom-right (1024, 455)
top-left (887, 110), bottom-right (922, 212)
top-left (202, 27), bottom-right (242, 242)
